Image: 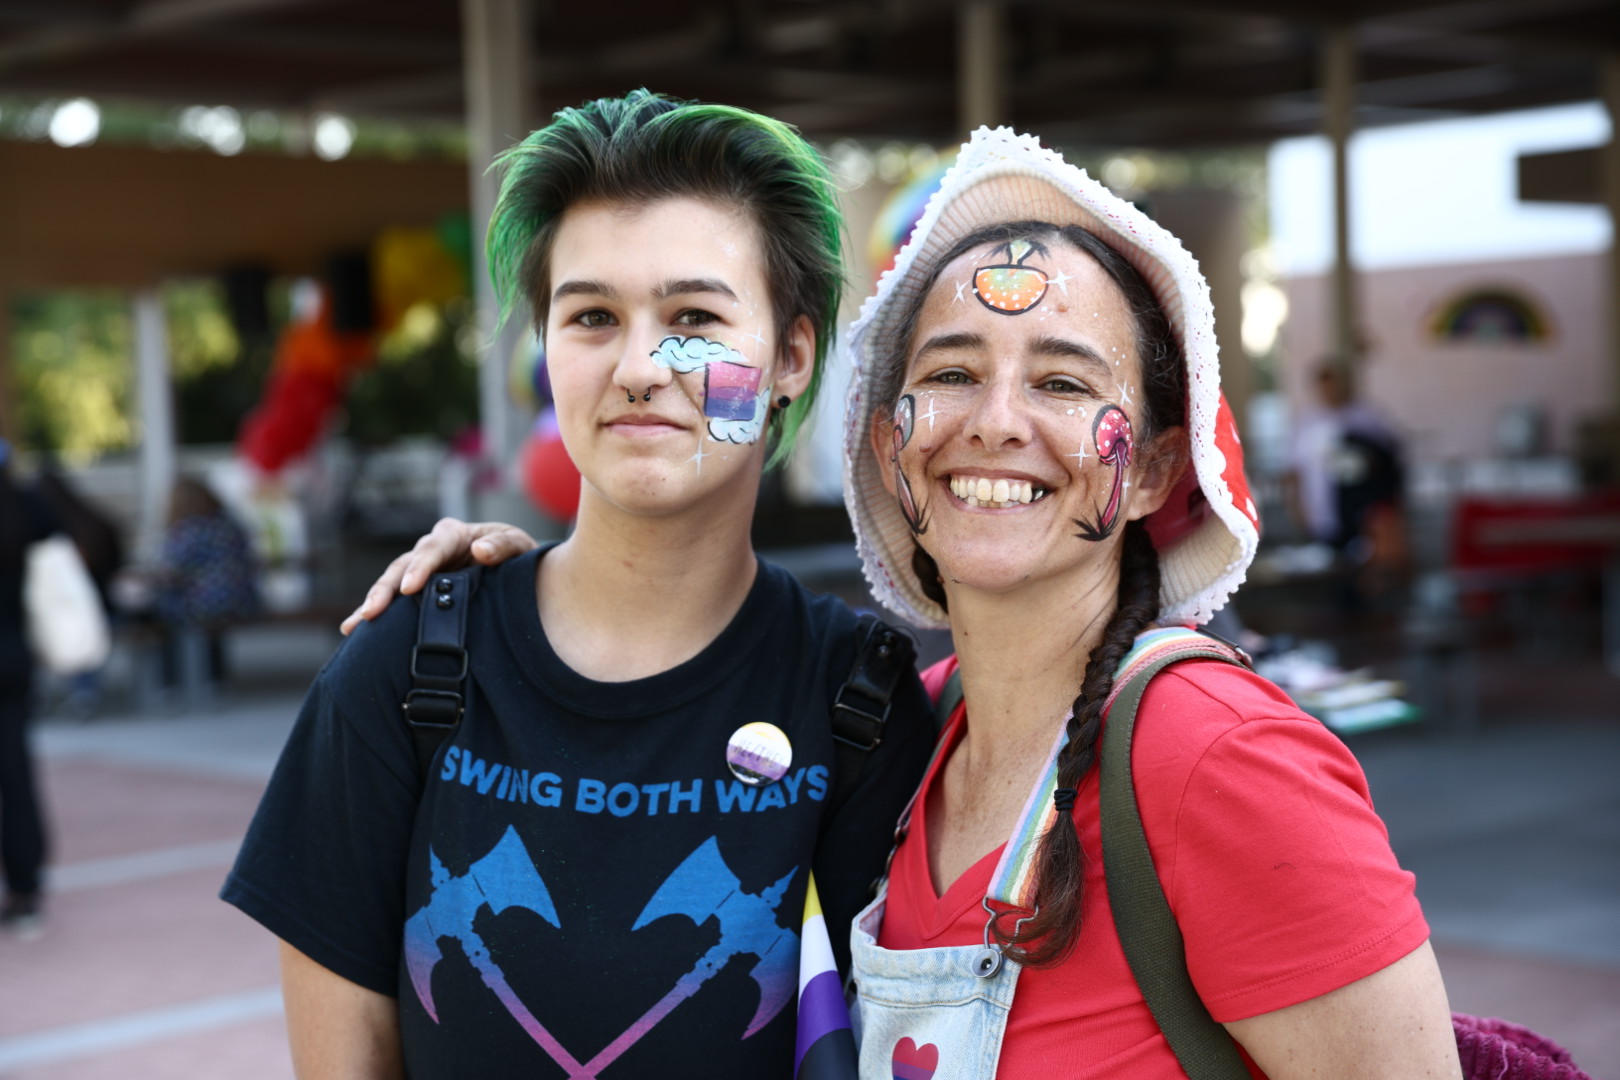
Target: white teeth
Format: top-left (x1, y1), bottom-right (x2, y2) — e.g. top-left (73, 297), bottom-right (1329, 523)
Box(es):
top-left (950, 475), bottom-right (1043, 509)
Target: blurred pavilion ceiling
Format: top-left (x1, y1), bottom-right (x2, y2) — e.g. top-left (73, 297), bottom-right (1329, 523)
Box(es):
top-left (0, 0), bottom-right (1614, 147)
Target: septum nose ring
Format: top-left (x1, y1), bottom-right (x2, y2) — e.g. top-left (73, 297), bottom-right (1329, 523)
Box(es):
top-left (627, 387), bottom-right (654, 403)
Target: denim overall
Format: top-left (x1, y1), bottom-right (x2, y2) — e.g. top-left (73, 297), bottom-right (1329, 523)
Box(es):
top-left (849, 889), bottom-right (1023, 1079)
top-left (847, 628), bottom-right (1229, 1080)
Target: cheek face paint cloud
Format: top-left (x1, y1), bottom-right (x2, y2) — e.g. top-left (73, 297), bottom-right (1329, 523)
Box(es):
top-left (649, 334), bottom-right (770, 445)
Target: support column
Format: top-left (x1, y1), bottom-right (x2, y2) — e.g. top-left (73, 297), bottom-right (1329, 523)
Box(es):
top-left (1603, 54), bottom-right (1620, 419)
top-left (462, 0), bottom-right (536, 520)
top-left (132, 288), bottom-right (176, 561)
top-left (958, 0), bottom-right (1006, 137)
top-left (1321, 24), bottom-right (1358, 382)
top-left (0, 290), bottom-right (14, 448)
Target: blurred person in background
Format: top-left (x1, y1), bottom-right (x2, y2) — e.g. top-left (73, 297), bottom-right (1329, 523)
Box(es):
top-left (1287, 362), bottom-right (1409, 602)
top-left (0, 437), bottom-right (60, 937)
top-left (35, 464), bottom-right (125, 717)
top-left (153, 475), bottom-right (261, 690)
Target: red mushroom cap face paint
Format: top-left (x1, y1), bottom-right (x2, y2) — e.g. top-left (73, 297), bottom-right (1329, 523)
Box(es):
top-left (1074, 404), bottom-right (1134, 541)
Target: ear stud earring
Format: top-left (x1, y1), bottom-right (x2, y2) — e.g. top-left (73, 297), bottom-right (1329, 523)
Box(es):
top-left (776, 395), bottom-right (792, 410)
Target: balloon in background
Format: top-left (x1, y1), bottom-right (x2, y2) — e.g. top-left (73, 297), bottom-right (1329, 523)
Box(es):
top-left (867, 156), bottom-right (953, 279)
top-left (520, 408), bottom-right (579, 521)
top-left (237, 296), bottom-right (374, 473)
top-left (508, 337), bottom-right (550, 411)
top-left (372, 226), bottom-right (467, 332)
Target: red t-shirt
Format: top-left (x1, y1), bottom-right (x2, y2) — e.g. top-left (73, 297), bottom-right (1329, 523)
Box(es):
top-left (877, 657), bottom-right (1430, 1079)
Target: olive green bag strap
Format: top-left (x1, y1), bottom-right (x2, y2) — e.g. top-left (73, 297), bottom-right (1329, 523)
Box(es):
top-left (1099, 648), bottom-right (1252, 1080)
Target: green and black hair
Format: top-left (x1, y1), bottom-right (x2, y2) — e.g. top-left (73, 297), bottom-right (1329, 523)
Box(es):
top-left (486, 88), bottom-right (846, 465)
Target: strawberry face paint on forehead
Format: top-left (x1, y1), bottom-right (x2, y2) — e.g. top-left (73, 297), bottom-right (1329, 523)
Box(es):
top-left (972, 238), bottom-right (1050, 315)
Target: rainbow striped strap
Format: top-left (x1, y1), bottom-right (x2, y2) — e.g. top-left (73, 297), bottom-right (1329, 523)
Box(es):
top-left (983, 627), bottom-right (1248, 910)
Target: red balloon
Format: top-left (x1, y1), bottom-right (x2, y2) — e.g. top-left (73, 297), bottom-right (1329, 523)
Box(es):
top-left (520, 430), bottom-right (580, 521)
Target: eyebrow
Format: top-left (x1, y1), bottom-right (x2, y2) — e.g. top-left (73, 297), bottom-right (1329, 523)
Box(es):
top-left (654, 278), bottom-right (739, 302)
top-left (913, 330), bottom-right (1113, 371)
top-left (552, 279), bottom-right (618, 304)
top-left (550, 277), bottom-right (740, 305)
top-left (1028, 334), bottom-right (1112, 370)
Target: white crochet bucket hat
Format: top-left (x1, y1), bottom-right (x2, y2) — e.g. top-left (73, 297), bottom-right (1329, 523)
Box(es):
top-left (842, 126), bottom-right (1260, 630)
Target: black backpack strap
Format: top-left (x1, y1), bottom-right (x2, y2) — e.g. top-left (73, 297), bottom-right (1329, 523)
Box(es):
top-left (828, 614), bottom-right (917, 808)
top-left (1100, 642), bottom-right (1251, 1080)
top-left (402, 568), bottom-right (480, 782)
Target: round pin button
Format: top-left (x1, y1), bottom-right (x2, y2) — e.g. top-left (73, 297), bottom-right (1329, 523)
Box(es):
top-left (725, 722), bottom-right (792, 786)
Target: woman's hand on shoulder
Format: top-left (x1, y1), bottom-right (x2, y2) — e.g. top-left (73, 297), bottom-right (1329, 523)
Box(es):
top-left (340, 518), bottom-right (540, 635)
top-left (1223, 939), bottom-right (1462, 1079)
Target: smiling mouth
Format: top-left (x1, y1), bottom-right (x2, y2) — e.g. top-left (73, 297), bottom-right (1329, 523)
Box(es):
top-left (948, 474), bottom-right (1048, 509)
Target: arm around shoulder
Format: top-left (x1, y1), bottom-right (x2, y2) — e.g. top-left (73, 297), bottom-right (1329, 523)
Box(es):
top-left (281, 941), bottom-right (404, 1080)
top-left (1224, 939), bottom-right (1461, 1080)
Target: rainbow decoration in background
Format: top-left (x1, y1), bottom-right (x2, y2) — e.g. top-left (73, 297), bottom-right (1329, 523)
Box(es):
top-left (1429, 287), bottom-right (1551, 344)
top-left (867, 156), bottom-right (954, 280)
top-left (794, 874), bottom-right (858, 1080)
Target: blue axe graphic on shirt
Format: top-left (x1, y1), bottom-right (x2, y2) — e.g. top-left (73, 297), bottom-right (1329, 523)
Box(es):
top-left (577, 835), bottom-right (798, 1075)
top-left (404, 826), bottom-right (594, 1076)
top-left (405, 830), bottom-right (797, 1078)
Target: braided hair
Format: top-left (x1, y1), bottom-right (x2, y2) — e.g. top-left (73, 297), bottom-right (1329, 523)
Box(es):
top-left (888, 221), bottom-right (1187, 966)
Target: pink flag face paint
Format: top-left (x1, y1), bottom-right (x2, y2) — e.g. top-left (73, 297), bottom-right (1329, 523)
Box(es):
top-left (704, 361), bottom-right (763, 422)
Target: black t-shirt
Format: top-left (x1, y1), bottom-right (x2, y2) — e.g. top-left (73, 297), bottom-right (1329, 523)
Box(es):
top-left (223, 548), bottom-right (932, 1079)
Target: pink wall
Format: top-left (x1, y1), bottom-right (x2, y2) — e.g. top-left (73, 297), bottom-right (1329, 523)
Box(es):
top-left (1281, 252), bottom-right (1610, 464)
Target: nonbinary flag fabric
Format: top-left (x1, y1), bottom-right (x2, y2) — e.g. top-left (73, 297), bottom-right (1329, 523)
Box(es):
top-left (794, 874), bottom-right (858, 1079)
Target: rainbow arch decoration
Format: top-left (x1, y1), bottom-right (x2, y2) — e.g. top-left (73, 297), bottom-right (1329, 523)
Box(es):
top-left (867, 154), bottom-right (954, 279)
top-left (1428, 287), bottom-right (1551, 344)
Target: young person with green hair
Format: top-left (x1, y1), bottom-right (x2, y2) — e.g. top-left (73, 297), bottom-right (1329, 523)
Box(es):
top-left (223, 90), bottom-right (931, 1079)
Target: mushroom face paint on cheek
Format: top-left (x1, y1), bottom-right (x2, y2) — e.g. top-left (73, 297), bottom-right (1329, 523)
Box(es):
top-left (891, 394), bottom-right (925, 535)
top-left (1073, 403), bottom-right (1133, 542)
